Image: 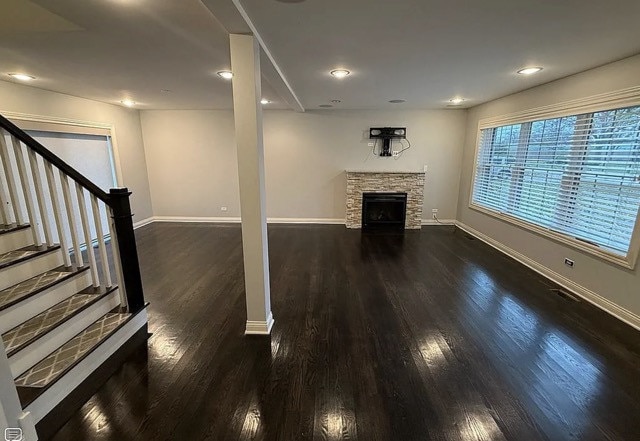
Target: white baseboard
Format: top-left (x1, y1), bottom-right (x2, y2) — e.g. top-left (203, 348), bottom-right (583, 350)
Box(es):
top-left (133, 217), bottom-right (155, 229)
top-left (455, 221), bottom-right (640, 331)
top-left (140, 216), bottom-right (346, 225)
top-left (267, 217), bottom-right (345, 225)
top-left (153, 216), bottom-right (241, 223)
top-left (245, 312), bottom-right (274, 335)
top-left (421, 218), bottom-right (456, 226)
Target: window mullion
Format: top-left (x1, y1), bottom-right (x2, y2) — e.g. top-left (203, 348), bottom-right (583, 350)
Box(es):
top-left (507, 122), bottom-right (531, 211)
top-left (556, 113), bottom-right (593, 229)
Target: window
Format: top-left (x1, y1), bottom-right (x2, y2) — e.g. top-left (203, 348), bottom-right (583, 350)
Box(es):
top-left (472, 104), bottom-right (640, 267)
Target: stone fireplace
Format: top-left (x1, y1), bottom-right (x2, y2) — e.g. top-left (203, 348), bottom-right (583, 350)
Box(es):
top-left (346, 171), bottom-right (425, 229)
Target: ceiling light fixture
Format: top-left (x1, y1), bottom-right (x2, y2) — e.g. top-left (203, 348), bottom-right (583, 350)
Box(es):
top-left (121, 99), bottom-right (136, 107)
top-left (389, 99), bottom-right (406, 104)
top-left (330, 99), bottom-right (342, 103)
top-left (319, 104), bottom-right (333, 108)
top-left (261, 99), bottom-right (271, 104)
top-left (517, 66), bottom-right (543, 75)
top-left (330, 69), bottom-right (350, 78)
top-left (217, 70), bottom-right (233, 79)
top-left (449, 97), bottom-right (465, 105)
top-left (8, 73), bottom-right (35, 81)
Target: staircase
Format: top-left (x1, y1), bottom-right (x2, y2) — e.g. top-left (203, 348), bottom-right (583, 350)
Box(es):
top-left (0, 114), bottom-right (148, 440)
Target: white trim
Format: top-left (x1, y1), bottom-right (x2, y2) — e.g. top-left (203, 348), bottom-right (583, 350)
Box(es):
top-left (421, 218), bottom-right (456, 226)
top-left (133, 217), bottom-right (155, 229)
top-left (478, 85), bottom-right (640, 128)
top-left (1, 111), bottom-right (113, 133)
top-left (0, 110), bottom-right (125, 188)
top-left (153, 216), bottom-right (241, 224)
top-left (245, 311), bottom-right (274, 335)
top-left (469, 204), bottom-right (637, 269)
top-left (267, 217), bottom-right (345, 225)
top-left (142, 216), bottom-right (347, 225)
top-left (455, 221), bottom-right (640, 331)
top-left (470, 87), bottom-right (640, 269)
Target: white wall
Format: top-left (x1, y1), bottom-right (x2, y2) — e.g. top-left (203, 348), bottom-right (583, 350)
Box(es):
top-left (458, 54), bottom-right (640, 319)
top-left (0, 80), bottom-right (154, 222)
top-left (140, 109), bottom-right (467, 221)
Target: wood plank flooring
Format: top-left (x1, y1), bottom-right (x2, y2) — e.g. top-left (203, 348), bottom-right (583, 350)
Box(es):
top-left (49, 223), bottom-right (640, 440)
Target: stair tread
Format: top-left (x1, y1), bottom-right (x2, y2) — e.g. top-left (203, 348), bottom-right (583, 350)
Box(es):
top-left (0, 223), bottom-right (30, 236)
top-left (0, 244), bottom-right (60, 271)
top-left (16, 310), bottom-right (136, 408)
top-left (0, 265), bottom-right (90, 312)
top-left (1, 286), bottom-right (117, 357)
top-left (15, 312), bottom-right (131, 389)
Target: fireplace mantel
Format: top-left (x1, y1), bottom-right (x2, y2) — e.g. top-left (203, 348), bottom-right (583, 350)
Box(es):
top-left (345, 170), bottom-right (425, 229)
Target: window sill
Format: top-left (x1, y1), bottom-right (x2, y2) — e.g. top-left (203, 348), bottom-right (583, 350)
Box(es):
top-left (469, 203), bottom-right (638, 270)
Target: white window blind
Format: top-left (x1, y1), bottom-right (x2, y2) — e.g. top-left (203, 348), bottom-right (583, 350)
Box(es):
top-left (472, 105), bottom-right (640, 258)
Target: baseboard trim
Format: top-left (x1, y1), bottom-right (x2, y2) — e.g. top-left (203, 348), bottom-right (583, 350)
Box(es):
top-left (245, 312), bottom-right (274, 335)
top-left (455, 221), bottom-right (640, 331)
top-left (143, 216), bottom-right (346, 225)
top-left (421, 218), bottom-right (456, 226)
top-left (153, 216), bottom-right (242, 223)
top-left (267, 217), bottom-right (345, 225)
top-left (133, 217), bottom-right (155, 229)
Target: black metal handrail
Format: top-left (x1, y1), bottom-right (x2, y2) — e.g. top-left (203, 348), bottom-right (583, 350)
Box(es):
top-left (0, 113), bottom-right (111, 204)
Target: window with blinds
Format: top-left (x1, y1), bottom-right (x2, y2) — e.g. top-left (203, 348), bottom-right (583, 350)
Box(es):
top-left (472, 105), bottom-right (640, 259)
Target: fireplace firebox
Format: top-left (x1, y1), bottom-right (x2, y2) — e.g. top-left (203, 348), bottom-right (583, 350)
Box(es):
top-left (362, 192), bottom-right (407, 230)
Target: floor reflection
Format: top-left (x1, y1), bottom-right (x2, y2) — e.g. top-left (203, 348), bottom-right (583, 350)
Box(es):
top-left (461, 262), bottom-right (603, 438)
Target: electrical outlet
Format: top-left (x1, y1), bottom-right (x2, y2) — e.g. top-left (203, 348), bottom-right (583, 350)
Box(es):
top-left (221, 206), bottom-right (228, 212)
top-left (432, 209), bottom-right (438, 214)
top-left (423, 165), bottom-right (428, 172)
top-left (368, 142), bottom-right (375, 147)
top-left (564, 258), bottom-right (574, 268)
top-left (392, 151), bottom-right (400, 157)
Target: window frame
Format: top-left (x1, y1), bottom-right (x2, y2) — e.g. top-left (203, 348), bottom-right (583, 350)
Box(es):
top-left (469, 87), bottom-right (640, 269)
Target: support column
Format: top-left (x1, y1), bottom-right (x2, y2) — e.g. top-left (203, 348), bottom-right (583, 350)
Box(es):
top-left (230, 34), bottom-right (274, 335)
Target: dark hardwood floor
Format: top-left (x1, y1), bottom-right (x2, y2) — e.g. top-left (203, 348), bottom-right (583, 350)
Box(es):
top-left (49, 223), bottom-right (640, 441)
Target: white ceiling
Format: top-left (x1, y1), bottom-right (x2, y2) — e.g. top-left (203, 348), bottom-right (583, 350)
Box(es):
top-left (239, 0), bottom-right (640, 109)
top-left (0, 0), bottom-right (284, 109)
top-left (1, 0), bottom-right (640, 111)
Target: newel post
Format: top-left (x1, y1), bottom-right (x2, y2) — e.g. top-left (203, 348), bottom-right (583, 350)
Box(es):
top-left (109, 188), bottom-right (145, 312)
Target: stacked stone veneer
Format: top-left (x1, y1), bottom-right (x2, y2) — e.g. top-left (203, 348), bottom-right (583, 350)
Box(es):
top-left (346, 171), bottom-right (426, 229)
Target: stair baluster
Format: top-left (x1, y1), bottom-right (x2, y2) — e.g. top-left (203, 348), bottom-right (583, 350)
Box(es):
top-left (27, 149), bottom-right (54, 246)
top-left (0, 132), bottom-right (22, 224)
top-left (60, 173), bottom-right (84, 267)
top-left (91, 194), bottom-right (112, 287)
top-left (75, 184), bottom-right (100, 287)
top-left (11, 136), bottom-right (43, 247)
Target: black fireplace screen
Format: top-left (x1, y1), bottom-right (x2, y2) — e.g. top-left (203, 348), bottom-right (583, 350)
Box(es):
top-left (362, 192), bottom-right (407, 230)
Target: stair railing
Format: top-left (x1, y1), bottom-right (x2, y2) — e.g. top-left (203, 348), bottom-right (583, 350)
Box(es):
top-left (0, 113), bottom-right (145, 313)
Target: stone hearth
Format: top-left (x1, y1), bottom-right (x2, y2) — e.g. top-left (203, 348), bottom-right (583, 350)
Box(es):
top-left (346, 171), bottom-right (425, 229)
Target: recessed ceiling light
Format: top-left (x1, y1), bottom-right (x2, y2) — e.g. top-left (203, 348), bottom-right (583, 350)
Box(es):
top-left (330, 99), bottom-right (342, 103)
top-left (121, 99), bottom-right (136, 107)
top-left (517, 67), bottom-right (543, 75)
top-left (330, 69), bottom-right (350, 78)
top-left (261, 99), bottom-right (271, 104)
top-left (217, 70), bottom-right (233, 79)
top-left (389, 99), bottom-right (406, 103)
top-left (319, 104), bottom-right (333, 108)
top-left (8, 73), bottom-right (35, 81)
top-left (449, 97), bottom-right (465, 105)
